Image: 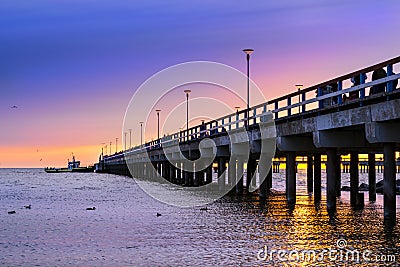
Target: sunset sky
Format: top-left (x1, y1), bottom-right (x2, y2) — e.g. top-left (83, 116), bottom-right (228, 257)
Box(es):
top-left (1, 0), bottom-right (400, 167)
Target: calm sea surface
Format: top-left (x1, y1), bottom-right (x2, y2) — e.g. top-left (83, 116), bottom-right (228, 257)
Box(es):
top-left (0, 168), bottom-right (399, 266)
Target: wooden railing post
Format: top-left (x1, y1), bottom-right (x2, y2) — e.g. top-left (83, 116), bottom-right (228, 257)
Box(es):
top-left (317, 87), bottom-right (322, 109)
top-left (387, 64), bottom-right (394, 93)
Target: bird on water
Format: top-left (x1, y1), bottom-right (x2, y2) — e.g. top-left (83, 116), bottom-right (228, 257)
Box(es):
top-left (24, 205), bottom-right (31, 209)
top-left (156, 213), bottom-right (162, 217)
top-left (8, 211), bottom-right (16, 214)
top-left (86, 207), bottom-right (96, 210)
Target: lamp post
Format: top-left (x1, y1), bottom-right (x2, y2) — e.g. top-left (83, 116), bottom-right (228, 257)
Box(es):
top-left (109, 141), bottom-right (112, 155)
top-left (184, 89), bottom-right (191, 140)
top-left (235, 106), bottom-right (240, 128)
top-left (128, 129), bottom-right (132, 149)
top-left (155, 109), bottom-right (161, 141)
top-left (115, 137), bottom-right (118, 153)
top-left (295, 84), bottom-right (303, 113)
top-left (243, 49), bottom-right (254, 128)
top-left (140, 121), bottom-right (144, 146)
top-left (124, 132), bottom-right (127, 151)
top-left (100, 143), bottom-right (105, 159)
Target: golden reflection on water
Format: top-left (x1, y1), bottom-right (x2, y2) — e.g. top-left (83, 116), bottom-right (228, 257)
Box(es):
top-left (1, 169), bottom-right (399, 266)
top-left (224, 193), bottom-right (399, 266)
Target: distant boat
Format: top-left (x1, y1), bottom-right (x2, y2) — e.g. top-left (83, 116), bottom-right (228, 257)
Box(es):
top-left (44, 156), bottom-right (94, 173)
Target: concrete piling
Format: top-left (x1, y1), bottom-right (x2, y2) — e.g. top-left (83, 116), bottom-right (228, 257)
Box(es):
top-left (286, 152), bottom-right (296, 204)
top-left (326, 149), bottom-right (337, 210)
top-left (236, 158), bottom-right (244, 195)
top-left (307, 155), bottom-right (313, 195)
top-left (314, 153), bottom-right (322, 202)
top-left (383, 143), bottom-right (396, 220)
top-left (350, 152), bottom-right (359, 208)
top-left (218, 157), bottom-right (226, 192)
top-left (368, 153), bottom-right (376, 202)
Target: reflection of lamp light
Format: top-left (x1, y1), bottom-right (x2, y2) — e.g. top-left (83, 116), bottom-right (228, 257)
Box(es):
top-left (139, 122), bottom-right (144, 146)
top-left (184, 89), bottom-right (191, 134)
top-left (155, 110), bottom-right (161, 141)
top-left (243, 49), bottom-right (254, 128)
top-left (295, 84), bottom-right (303, 113)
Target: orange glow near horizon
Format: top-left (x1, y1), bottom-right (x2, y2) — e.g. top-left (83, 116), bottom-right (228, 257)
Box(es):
top-left (0, 145), bottom-right (101, 168)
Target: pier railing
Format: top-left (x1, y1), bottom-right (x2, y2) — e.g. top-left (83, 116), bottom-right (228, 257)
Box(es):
top-left (105, 56), bottom-right (400, 161)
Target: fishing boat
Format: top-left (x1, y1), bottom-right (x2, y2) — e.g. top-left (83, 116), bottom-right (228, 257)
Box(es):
top-left (44, 156), bottom-right (94, 173)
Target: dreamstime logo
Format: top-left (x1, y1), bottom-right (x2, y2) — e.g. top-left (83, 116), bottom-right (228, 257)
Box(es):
top-left (122, 61), bottom-right (276, 207)
top-left (257, 238), bottom-right (396, 263)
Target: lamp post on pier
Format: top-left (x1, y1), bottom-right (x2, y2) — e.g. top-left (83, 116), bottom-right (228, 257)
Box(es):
top-left (128, 129), bottom-right (132, 149)
top-left (155, 109), bottom-right (161, 142)
top-left (184, 89), bottom-right (191, 140)
top-left (243, 49), bottom-right (254, 128)
top-left (115, 137), bottom-right (118, 153)
top-left (295, 84), bottom-right (303, 113)
top-left (140, 121), bottom-right (144, 146)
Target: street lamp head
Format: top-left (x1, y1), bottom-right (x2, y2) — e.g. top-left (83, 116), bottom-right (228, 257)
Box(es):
top-left (184, 89), bottom-right (191, 95)
top-left (155, 109), bottom-right (161, 113)
top-left (243, 49), bottom-right (254, 55)
top-left (295, 84), bottom-right (304, 90)
top-left (139, 121), bottom-right (144, 124)
top-left (235, 106), bottom-right (240, 111)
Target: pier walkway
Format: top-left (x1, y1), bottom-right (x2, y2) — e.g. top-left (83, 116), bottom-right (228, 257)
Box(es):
top-left (97, 56), bottom-right (400, 220)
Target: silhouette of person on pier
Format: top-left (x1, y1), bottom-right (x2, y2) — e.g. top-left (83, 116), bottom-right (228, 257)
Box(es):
top-left (370, 68), bottom-right (387, 95)
top-left (343, 73), bottom-right (366, 102)
top-left (200, 121), bottom-right (206, 137)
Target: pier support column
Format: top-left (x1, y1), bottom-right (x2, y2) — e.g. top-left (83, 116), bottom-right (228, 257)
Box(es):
top-left (246, 158), bottom-right (257, 192)
top-left (205, 164), bottom-right (213, 184)
top-left (188, 163), bottom-right (194, 187)
top-left (236, 158), bottom-right (244, 195)
top-left (259, 168), bottom-right (272, 198)
top-left (228, 158), bottom-right (236, 193)
top-left (368, 153), bottom-right (376, 202)
top-left (194, 165), bottom-right (203, 187)
top-left (384, 143), bottom-right (396, 220)
top-left (218, 157), bottom-right (226, 192)
top-left (183, 170), bottom-right (188, 186)
top-left (326, 149), bottom-right (337, 210)
top-left (286, 152), bottom-right (296, 204)
top-left (307, 155), bottom-right (313, 195)
top-left (350, 152), bottom-right (359, 208)
top-left (335, 155), bottom-right (341, 197)
top-left (169, 163), bottom-right (175, 184)
top-left (162, 162), bottom-right (168, 181)
top-left (157, 163), bottom-right (162, 178)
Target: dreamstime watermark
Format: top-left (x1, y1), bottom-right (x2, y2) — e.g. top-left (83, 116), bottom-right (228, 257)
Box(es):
top-left (256, 239), bottom-right (396, 264)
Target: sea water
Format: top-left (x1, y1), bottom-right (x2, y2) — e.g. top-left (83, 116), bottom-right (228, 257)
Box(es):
top-left (0, 168), bottom-right (399, 266)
